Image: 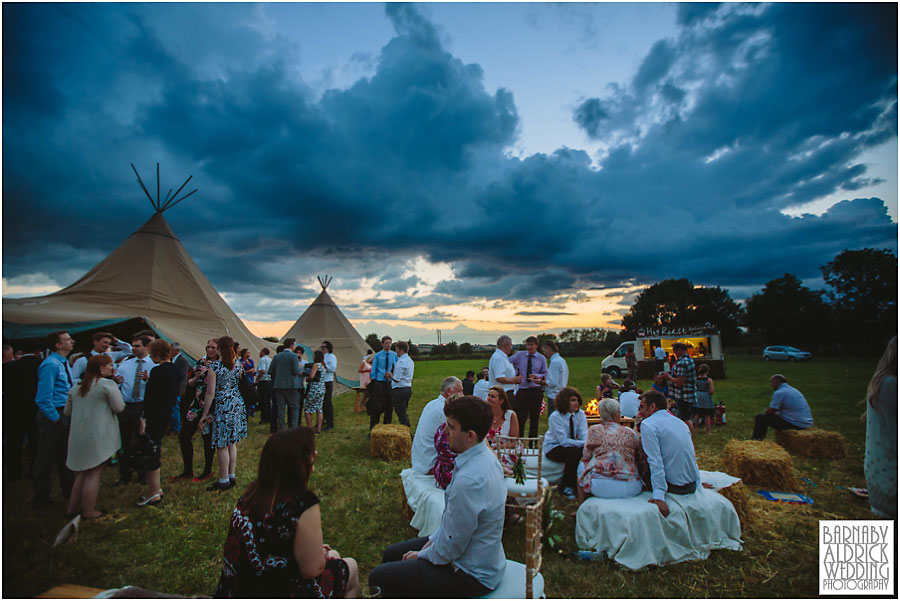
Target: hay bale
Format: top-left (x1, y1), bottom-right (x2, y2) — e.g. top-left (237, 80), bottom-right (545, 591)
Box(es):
top-left (370, 424), bottom-right (411, 461)
top-left (775, 428), bottom-right (847, 459)
top-left (723, 439), bottom-right (797, 490)
top-left (717, 481), bottom-right (752, 528)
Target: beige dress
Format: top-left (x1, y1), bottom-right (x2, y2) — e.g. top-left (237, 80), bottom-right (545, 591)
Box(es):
top-left (65, 378), bottom-right (125, 471)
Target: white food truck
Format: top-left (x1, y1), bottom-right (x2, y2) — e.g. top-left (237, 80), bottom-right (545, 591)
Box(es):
top-left (601, 326), bottom-right (725, 378)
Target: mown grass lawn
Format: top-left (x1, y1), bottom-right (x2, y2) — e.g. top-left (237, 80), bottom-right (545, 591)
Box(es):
top-left (3, 355), bottom-right (882, 598)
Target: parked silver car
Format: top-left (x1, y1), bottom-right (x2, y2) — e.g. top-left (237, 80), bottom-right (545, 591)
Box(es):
top-left (762, 346), bottom-right (812, 361)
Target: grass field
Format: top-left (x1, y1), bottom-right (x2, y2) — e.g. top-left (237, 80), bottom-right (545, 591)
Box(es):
top-left (2, 355), bottom-right (882, 598)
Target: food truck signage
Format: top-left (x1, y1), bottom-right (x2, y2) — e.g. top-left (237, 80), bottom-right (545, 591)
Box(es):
top-left (637, 324), bottom-right (718, 337)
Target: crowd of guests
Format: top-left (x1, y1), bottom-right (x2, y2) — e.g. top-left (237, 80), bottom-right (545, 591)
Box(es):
top-left (3, 331), bottom-right (895, 598)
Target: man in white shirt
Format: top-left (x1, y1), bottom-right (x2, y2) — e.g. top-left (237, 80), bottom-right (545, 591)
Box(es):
top-left (385, 341), bottom-right (414, 427)
top-left (370, 396), bottom-right (506, 597)
top-left (411, 376), bottom-right (463, 474)
top-left (539, 339), bottom-right (569, 405)
top-left (71, 331), bottom-right (132, 382)
top-left (618, 380), bottom-right (640, 418)
top-left (320, 340), bottom-right (338, 431)
top-left (488, 335), bottom-right (520, 403)
top-left (255, 348), bottom-right (273, 425)
top-left (638, 390), bottom-right (702, 517)
top-left (114, 334), bottom-right (158, 486)
top-left (653, 344), bottom-right (667, 373)
top-left (472, 373), bottom-right (491, 400)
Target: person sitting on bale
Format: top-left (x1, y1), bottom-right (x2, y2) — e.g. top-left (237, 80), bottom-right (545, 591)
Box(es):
top-left (410, 376), bottom-right (463, 475)
top-left (638, 390), bottom-right (702, 517)
top-left (576, 398), bottom-right (642, 502)
top-left (543, 387), bottom-right (588, 500)
top-left (215, 427), bottom-right (359, 598)
top-left (369, 395), bottom-right (506, 598)
top-left (751, 374), bottom-right (813, 440)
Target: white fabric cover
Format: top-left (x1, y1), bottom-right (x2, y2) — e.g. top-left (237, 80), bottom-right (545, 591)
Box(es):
top-left (400, 468), bottom-right (444, 537)
top-left (505, 477), bottom-right (550, 505)
top-left (698, 469), bottom-right (741, 491)
top-left (575, 487), bottom-right (742, 570)
top-left (480, 560), bottom-right (545, 599)
top-left (523, 454), bottom-right (564, 485)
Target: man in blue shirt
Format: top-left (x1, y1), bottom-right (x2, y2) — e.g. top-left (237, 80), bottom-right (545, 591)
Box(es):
top-left (32, 330), bottom-right (76, 508)
top-left (751, 374), bottom-right (813, 440)
top-left (369, 395), bottom-right (506, 597)
top-left (368, 336), bottom-right (397, 432)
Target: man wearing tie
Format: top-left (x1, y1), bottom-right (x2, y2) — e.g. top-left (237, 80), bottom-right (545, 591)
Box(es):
top-left (320, 340), bottom-right (338, 431)
top-left (508, 336), bottom-right (548, 438)
top-left (32, 331), bottom-right (76, 508)
top-left (368, 336), bottom-right (397, 432)
top-left (114, 335), bottom-right (158, 485)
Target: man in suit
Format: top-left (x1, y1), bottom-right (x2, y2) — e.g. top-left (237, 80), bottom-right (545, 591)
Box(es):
top-left (268, 338), bottom-right (302, 431)
top-left (3, 342), bottom-right (41, 482)
top-left (170, 342), bottom-right (191, 434)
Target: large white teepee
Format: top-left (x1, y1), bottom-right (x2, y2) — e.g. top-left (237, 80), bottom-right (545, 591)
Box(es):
top-left (280, 276), bottom-right (372, 392)
top-left (3, 211), bottom-right (270, 362)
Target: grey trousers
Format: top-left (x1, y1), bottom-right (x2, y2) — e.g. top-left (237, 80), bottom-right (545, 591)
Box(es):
top-left (272, 389), bottom-right (299, 429)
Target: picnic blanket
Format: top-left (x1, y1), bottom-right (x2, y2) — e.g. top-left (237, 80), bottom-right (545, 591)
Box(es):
top-left (575, 484), bottom-right (742, 570)
top-left (400, 468), bottom-right (445, 536)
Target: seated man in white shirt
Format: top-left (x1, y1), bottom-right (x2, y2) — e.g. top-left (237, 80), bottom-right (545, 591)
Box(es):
top-left (638, 390), bottom-right (702, 517)
top-left (411, 376), bottom-right (463, 474)
top-left (617, 380), bottom-right (640, 418)
top-left (472, 372), bottom-right (490, 401)
top-left (370, 396), bottom-right (506, 597)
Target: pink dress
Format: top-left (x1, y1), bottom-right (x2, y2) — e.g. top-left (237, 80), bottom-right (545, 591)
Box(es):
top-left (357, 360), bottom-right (371, 387)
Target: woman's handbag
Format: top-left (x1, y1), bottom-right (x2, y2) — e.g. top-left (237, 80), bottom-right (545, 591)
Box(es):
top-left (128, 434), bottom-right (158, 472)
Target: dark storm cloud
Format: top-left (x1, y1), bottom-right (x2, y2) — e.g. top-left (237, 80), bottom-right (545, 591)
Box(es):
top-left (2, 2), bottom-right (896, 322)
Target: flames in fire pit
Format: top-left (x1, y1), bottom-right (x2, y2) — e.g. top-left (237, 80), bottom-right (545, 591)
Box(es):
top-left (585, 398), bottom-right (599, 416)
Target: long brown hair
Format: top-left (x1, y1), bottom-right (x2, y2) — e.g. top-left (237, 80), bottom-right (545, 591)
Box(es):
top-left (868, 336), bottom-right (897, 408)
top-left (488, 385), bottom-right (511, 412)
top-left (78, 355), bottom-right (113, 397)
top-left (554, 386), bottom-right (583, 414)
top-left (217, 336), bottom-right (236, 370)
top-left (242, 427), bottom-right (316, 519)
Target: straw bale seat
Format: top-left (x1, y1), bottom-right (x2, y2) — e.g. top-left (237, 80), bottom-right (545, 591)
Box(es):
top-left (399, 468), bottom-right (444, 536)
top-left (370, 424), bottom-right (411, 461)
top-left (775, 428), bottom-right (847, 459)
top-left (699, 470), bottom-right (752, 528)
top-left (723, 439), bottom-right (797, 490)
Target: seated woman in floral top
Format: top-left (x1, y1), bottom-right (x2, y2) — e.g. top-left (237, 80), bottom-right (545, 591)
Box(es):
top-left (215, 427), bottom-right (359, 598)
top-left (576, 398), bottom-right (643, 503)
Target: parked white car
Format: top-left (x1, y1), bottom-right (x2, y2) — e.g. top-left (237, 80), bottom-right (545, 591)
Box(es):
top-left (762, 346), bottom-right (812, 361)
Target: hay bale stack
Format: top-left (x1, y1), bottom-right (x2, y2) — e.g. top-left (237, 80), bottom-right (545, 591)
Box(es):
top-left (723, 439), bottom-right (797, 490)
top-left (717, 481), bottom-right (751, 528)
top-left (775, 428), bottom-right (847, 459)
top-left (399, 481), bottom-right (414, 521)
top-left (370, 424), bottom-right (411, 461)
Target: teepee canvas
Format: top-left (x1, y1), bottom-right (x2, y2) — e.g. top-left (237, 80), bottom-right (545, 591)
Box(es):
top-left (2, 165), bottom-right (270, 361)
top-left (280, 276), bottom-right (372, 392)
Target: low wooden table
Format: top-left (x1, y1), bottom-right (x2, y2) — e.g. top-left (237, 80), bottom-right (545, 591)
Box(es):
top-left (586, 415), bottom-right (636, 428)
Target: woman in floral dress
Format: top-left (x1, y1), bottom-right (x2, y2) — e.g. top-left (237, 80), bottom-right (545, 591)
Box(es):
top-left (201, 336), bottom-right (247, 492)
top-left (172, 339), bottom-right (219, 483)
top-left (576, 398), bottom-right (642, 502)
top-left (304, 351), bottom-right (326, 433)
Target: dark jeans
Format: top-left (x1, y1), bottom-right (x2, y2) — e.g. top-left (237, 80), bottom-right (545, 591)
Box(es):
top-left (752, 413), bottom-right (804, 440)
top-left (256, 380), bottom-right (271, 423)
top-left (369, 537), bottom-right (491, 598)
top-left (391, 387), bottom-right (412, 427)
top-left (546, 445), bottom-right (583, 491)
top-left (179, 399), bottom-right (214, 477)
top-left (369, 380), bottom-right (392, 429)
top-left (117, 402), bottom-right (146, 481)
top-left (323, 381), bottom-right (334, 429)
top-left (514, 387), bottom-right (543, 438)
top-left (676, 399), bottom-right (693, 421)
top-left (32, 409), bottom-right (74, 501)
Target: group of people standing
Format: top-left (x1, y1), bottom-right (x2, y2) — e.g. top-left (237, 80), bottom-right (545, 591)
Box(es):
top-left (263, 338), bottom-right (337, 434)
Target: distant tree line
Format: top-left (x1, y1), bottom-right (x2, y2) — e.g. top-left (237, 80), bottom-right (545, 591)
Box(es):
top-left (622, 248), bottom-right (896, 352)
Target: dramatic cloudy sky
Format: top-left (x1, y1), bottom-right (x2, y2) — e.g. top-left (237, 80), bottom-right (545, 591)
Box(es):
top-left (3, 2), bottom-right (897, 344)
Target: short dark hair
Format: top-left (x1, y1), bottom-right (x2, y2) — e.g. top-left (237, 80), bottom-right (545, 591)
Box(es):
top-left (672, 342), bottom-right (687, 351)
top-left (131, 335), bottom-right (152, 347)
top-left (134, 328), bottom-right (155, 339)
top-left (276, 345), bottom-right (285, 354)
top-left (622, 379), bottom-right (635, 391)
top-left (541, 339), bottom-right (558, 353)
top-left (45, 330), bottom-right (68, 351)
top-left (321, 340), bottom-right (333, 353)
top-left (465, 370), bottom-right (475, 378)
top-left (92, 331), bottom-right (113, 343)
top-left (697, 364), bottom-right (709, 376)
top-left (641, 389), bottom-right (667, 411)
top-left (283, 338), bottom-right (296, 348)
top-left (395, 340), bottom-right (408, 353)
top-left (476, 372), bottom-right (486, 381)
top-left (554, 386), bottom-right (583, 414)
top-left (525, 335), bottom-right (539, 345)
top-left (381, 335), bottom-right (392, 343)
top-left (261, 348), bottom-right (270, 356)
top-left (444, 395), bottom-right (493, 442)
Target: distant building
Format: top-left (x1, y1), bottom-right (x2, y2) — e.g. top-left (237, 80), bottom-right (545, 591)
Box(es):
top-left (418, 344), bottom-right (435, 354)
